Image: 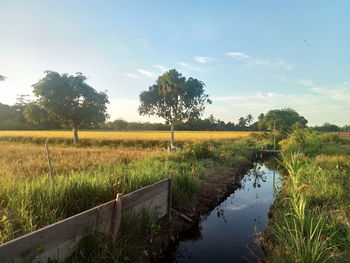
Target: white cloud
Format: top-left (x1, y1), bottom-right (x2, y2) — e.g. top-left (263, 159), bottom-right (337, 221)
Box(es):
top-left (227, 204), bottom-right (248, 211)
top-left (299, 79), bottom-right (350, 103)
top-left (252, 58), bottom-right (294, 70)
top-left (136, 69), bottom-right (156, 78)
top-left (177, 62), bottom-right (201, 72)
top-left (299, 79), bottom-right (314, 87)
top-left (124, 73), bottom-right (140, 79)
top-left (226, 52), bottom-right (250, 60)
top-left (154, 65), bottom-right (169, 72)
top-left (226, 51), bottom-right (294, 70)
top-left (207, 82), bottom-right (350, 126)
top-left (194, 56), bottom-right (211, 64)
top-left (213, 92), bottom-right (280, 103)
top-left (310, 85), bottom-right (350, 102)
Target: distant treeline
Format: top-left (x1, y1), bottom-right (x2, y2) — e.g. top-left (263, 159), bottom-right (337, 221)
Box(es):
top-left (1, 101), bottom-right (349, 132)
top-left (102, 115), bottom-right (259, 131)
top-left (313, 123), bottom-right (350, 132)
top-left (0, 102), bottom-right (59, 130)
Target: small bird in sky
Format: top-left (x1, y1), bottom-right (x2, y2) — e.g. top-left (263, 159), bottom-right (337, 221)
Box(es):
top-left (304, 38), bottom-right (311, 48)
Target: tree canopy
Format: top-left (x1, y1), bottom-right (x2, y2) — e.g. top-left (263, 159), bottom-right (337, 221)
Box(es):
top-left (24, 71), bottom-right (109, 143)
top-left (258, 108), bottom-right (308, 133)
top-left (138, 69), bottom-right (211, 146)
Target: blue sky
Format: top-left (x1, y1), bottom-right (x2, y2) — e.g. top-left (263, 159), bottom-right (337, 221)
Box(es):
top-left (0, 0), bottom-right (349, 125)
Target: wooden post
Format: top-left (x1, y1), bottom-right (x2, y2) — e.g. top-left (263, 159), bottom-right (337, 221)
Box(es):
top-left (45, 142), bottom-right (54, 183)
top-left (110, 193), bottom-right (123, 241)
top-left (167, 177), bottom-right (172, 225)
top-left (273, 120), bottom-right (276, 150)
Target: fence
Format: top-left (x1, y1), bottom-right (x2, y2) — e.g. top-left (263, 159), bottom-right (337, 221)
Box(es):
top-left (0, 178), bottom-right (172, 263)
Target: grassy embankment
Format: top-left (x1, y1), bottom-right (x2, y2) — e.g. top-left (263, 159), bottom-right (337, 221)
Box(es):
top-left (0, 131), bottom-right (255, 262)
top-left (265, 129), bottom-right (350, 263)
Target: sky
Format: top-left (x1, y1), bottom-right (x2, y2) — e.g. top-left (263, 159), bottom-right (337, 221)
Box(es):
top-left (0, 0), bottom-right (349, 126)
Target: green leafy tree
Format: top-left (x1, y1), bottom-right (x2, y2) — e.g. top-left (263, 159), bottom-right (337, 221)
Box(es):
top-left (245, 114), bottom-right (254, 129)
top-left (138, 69), bottom-right (211, 147)
top-left (24, 71), bottom-right (109, 144)
top-left (258, 108), bottom-right (308, 133)
top-left (238, 117), bottom-right (247, 130)
top-left (257, 113), bottom-right (264, 122)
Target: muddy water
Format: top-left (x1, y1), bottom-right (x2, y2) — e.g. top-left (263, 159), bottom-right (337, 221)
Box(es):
top-left (172, 163), bottom-right (280, 263)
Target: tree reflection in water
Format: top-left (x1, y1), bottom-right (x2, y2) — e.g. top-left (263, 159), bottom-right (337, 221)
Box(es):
top-left (246, 164), bottom-right (267, 188)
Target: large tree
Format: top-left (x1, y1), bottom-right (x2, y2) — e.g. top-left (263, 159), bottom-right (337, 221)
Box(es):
top-left (138, 69), bottom-right (211, 147)
top-left (258, 108), bottom-right (308, 133)
top-left (24, 71), bottom-right (109, 144)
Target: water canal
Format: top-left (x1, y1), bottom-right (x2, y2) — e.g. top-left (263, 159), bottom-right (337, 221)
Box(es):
top-left (171, 162), bottom-right (280, 263)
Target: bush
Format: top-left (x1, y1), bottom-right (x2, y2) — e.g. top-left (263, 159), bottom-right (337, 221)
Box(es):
top-left (279, 128), bottom-right (324, 156)
top-left (320, 133), bottom-right (341, 144)
top-left (181, 141), bottom-right (219, 159)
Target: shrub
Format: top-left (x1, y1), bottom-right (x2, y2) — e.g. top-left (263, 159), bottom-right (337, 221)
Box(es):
top-left (181, 141), bottom-right (218, 159)
top-left (279, 129), bottom-right (324, 156)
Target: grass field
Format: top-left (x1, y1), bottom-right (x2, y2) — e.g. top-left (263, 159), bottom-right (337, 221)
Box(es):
top-left (0, 142), bottom-right (162, 180)
top-left (0, 130), bottom-right (252, 147)
top-left (265, 130), bottom-right (350, 263)
top-left (333, 132), bottom-right (350, 140)
top-left (0, 133), bottom-right (256, 256)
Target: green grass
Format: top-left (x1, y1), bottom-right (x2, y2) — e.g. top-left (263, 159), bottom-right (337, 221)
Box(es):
top-left (0, 155), bottom-right (203, 244)
top-left (0, 138), bottom-right (256, 262)
top-left (265, 131), bottom-right (350, 263)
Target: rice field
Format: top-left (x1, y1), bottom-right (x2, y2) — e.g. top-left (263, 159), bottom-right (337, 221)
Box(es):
top-left (0, 142), bottom-right (162, 180)
top-left (0, 130), bottom-right (252, 147)
top-left (0, 130), bottom-right (255, 260)
top-left (333, 132), bottom-right (350, 140)
top-left (0, 137), bottom-right (255, 247)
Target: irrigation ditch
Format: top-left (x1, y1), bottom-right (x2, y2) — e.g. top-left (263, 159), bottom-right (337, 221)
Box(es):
top-left (150, 153), bottom-right (281, 263)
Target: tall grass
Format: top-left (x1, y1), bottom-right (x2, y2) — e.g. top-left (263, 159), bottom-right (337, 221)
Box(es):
top-left (0, 155), bottom-right (203, 244)
top-left (0, 135), bottom-right (257, 262)
top-left (0, 142), bottom-right (162, 179)
top-left (265, 139), bottom-right (350, 262)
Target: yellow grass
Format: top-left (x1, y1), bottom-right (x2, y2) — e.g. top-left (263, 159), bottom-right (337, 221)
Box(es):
top-left (0, 142), bottom-right (162, 180)
top-left (333, 132), bottom-right (350, 140)
top-left (0, 130), bottom-right (251, 140)
top-left (0, 130), bottom-right (252, 147)
top-left (0, 130), bottom-right (251, 180)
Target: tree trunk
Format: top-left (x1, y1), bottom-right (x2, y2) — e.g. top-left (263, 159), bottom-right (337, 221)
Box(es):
top-left (73, 127), bottom-right (79, 145)
top-left (170, 123), bottom-right (175, 149)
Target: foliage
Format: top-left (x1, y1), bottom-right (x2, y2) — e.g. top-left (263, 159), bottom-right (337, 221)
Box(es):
top-left (104, 115), bottom-right (255, 131)
top-left (138, 69), bottom-right (211, 124)
top-left (24, 71), bottom-right (109, 143)
top-left (258, 108), bottom-right (308, 133)
top-left (182, 141), bottom-right (218, 159)
top-left (138, 69), bottom-right (211, 146)
top-left (279, 128), bottom-right (344, 156)
top-left (314, 122), bottom-right (341, 132)
top-left (265, 134), bottom-right (350, 262)
top-left (279, 128), bottom-right (324, 156)
top-left (0, 151), bottom-right (203, 244)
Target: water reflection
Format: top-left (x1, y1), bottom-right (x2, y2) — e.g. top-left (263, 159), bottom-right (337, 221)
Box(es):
top-left (172, 163), bottom-right (280, 263)
top-left (245, 164), bottom-right (267, 189)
